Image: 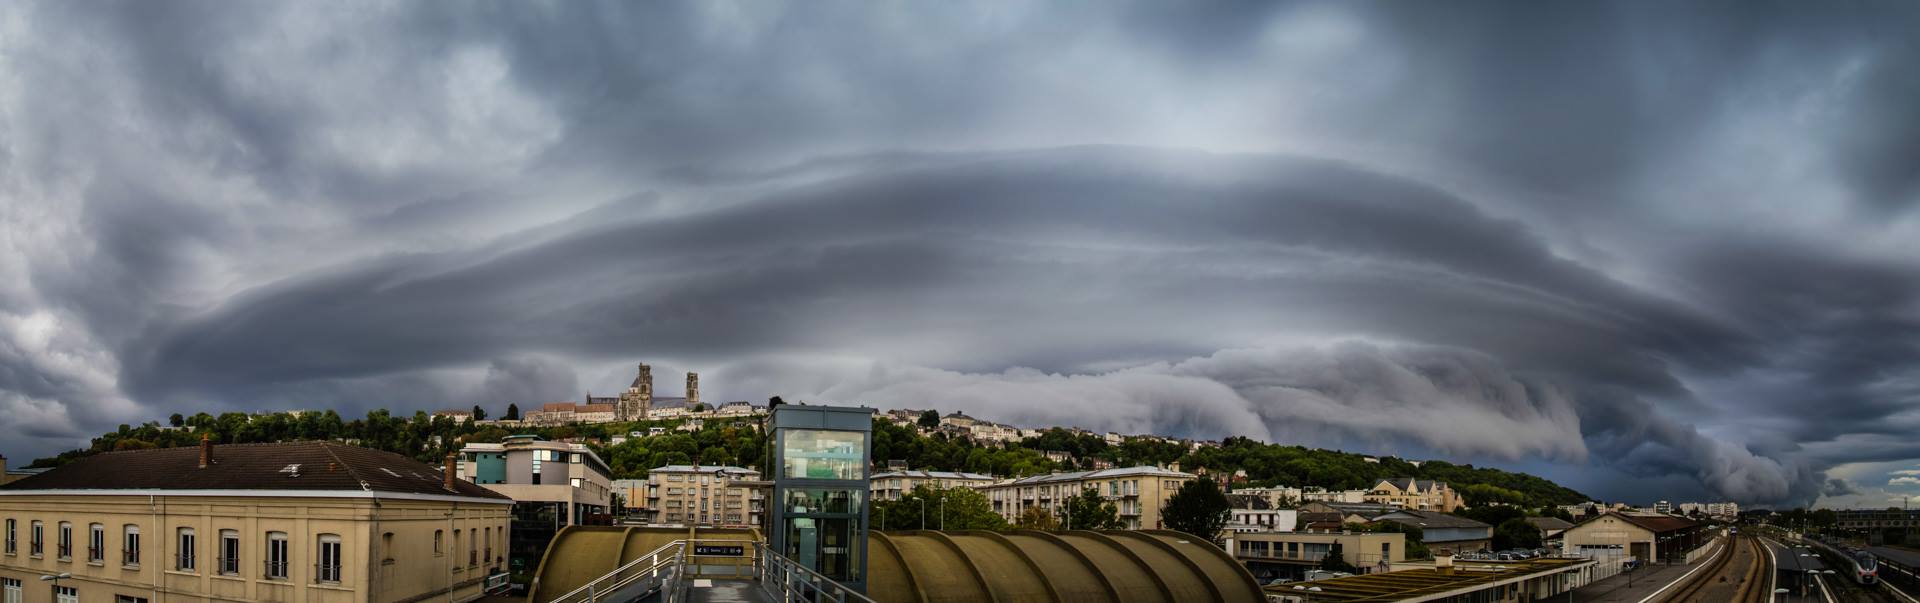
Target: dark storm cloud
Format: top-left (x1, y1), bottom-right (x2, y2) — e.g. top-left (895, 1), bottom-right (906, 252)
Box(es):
top-left (1, 0), bottom-right (1917, 505)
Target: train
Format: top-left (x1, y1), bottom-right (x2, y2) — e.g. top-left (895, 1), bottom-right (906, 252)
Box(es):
top-left (1852, 549), bottom-right (1879, 585)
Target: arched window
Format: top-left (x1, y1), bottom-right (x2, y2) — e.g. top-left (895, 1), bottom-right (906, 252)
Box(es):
top-left (265, 532), bottom-right (289, 580)
top-left (316, 534), bottom-right (342, 583)
top-left (88, 524), bottom-right (104, 563)
top-left (433, 530), bottom-right (443, 556)
top-left (29, 521), bottom-right (41, 557)
top-left (176, 527), bottom-right (196, 571)
top-left (219, 530), bottom-right (240, 575)
top-left (3, 519), bottom-right (13, 555)
top-left (122, 525), bottom-right (140, 566)
top-left (381, 532), bottom-right (394, 565)
top-left (57, 522), bottom-right (71, 560)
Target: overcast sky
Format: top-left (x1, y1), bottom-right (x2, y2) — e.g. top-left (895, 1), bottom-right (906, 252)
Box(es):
top-left (2, 1), bottom-right (1917, 508)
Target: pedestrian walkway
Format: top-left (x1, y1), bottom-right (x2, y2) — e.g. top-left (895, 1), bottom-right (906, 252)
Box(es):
top-left (1567, 560), bottom-right (1706, 602)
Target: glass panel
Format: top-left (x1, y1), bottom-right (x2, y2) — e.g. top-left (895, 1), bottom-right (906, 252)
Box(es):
top-left (783, 516), bottom-right (862, 583)
top-left (783, 489), bottom-right (862, 514)
top-left (781, 430), bottom-right (866, 480)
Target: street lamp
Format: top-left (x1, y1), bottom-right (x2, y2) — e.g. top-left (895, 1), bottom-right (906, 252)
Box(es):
top-left (39, 573), bottom-right (71, 602)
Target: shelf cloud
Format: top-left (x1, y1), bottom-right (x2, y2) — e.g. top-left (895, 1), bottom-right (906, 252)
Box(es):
top-left (2, 1), bottom-right (1916, 506)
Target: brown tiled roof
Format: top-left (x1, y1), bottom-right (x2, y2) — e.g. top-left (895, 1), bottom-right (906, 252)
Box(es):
top-left (0, 441), bottom-right (508, 500)
top-left (579, 404), bottom-right (616, 413)
top-left (1573, 512), bottom-right (1702, 535)
top-left (1607, 513), bottom-right (1702, 534)
top-left (541, 402), bottom-right (577, 413)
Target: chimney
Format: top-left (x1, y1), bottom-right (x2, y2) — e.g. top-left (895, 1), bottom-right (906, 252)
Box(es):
top-left (198, 433), bottom-right (213, 468)
top-left (444, 453), bottom-right (458, 491)
top-left (686, 372), bottom-right (700, 406)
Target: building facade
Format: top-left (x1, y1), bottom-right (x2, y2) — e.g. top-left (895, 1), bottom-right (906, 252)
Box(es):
top-left (1363, 478), bottom-right (1464, 513)
top-left (1224, 531), bottom-right (1405, 580)
top-left (0, 441), bottom-right (510, 603)
top-left (456, 436), bottom-right (612, 576)
top-left (977, 466), bottom-right (1193, 530)
top-left (640, 466), bottom-right (764, 528)
top-left (869, 471), bottom-right (996, 502)
top-left (1559, 512), bottom-right (1706, 563)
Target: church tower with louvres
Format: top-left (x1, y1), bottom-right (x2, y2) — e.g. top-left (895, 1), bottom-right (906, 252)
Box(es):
top-left (618, 364), bottom-right (653, 421)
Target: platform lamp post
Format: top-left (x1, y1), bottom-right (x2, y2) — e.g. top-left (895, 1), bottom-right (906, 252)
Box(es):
top-left (39, 572), bottom-right (71, 603)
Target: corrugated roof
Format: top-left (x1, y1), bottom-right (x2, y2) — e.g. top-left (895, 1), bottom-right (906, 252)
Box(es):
top-left (1376, 510), bottom-right (1491, 530)
top-left (1002, 466), bottom-right (1195, 486)
top-left (872, 470), bottom-right (996, 481)
top-left (0, 441), bottom-right (508, 500)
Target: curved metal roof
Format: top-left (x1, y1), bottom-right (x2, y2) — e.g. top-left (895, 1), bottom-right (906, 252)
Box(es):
top-left (869, 529), bottom-right (1264, 602)
top-left (530, 527), bottom-right (1262, 603)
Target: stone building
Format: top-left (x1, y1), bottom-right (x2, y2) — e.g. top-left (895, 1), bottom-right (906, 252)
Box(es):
top-left (0, 440), bottom-right (511, 603)
top-left (617, 364), bottom-right (653, 422)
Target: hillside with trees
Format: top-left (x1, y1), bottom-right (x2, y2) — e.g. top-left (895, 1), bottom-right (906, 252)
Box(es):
top-left (31, 408), bottom-right (1589, 507)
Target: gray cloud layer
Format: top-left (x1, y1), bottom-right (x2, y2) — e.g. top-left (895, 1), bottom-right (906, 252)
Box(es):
top-left (2, 1), bottom-right (1917, 506)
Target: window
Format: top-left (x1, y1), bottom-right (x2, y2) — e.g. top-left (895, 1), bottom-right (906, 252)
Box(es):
top-left (220, 530), bottom-right (240, 575)
top-left (89, 524), bottom-right (104, 563)
top-left (2, 578), bottom-right (19, 603)
top-left (122, 525), bottom-right (140, 566)
top-left (483, 528), bottom-right (491, 566)
top-left (468, 529), bottom-right (477, 566)
top-left (265, 532), bottom-right (288, 580)
top-left (781, 429), bottom-right (867, 480)
top-left (571, 478), bottom-right (582, 488)
top-left (381, 533), bottom-right (394, 565)
top-left (3, 519), bottom-right (12, 554)
top-left (175, 527), bottom-right (196, 571)
top-left (433, 530), bottom-right (444, 556)
top-left (114, 597), bottom-right (147, 603)
top-left (53, 586), bottom-right (76, 603)
top-left (452, 530), bottom-right (462, 568)
top-left (30, 521), bottom-right (42, 556)
top-left (57, 522), bottom-right (71, 560)
top-left (316, 534), bottom-right (342, 583)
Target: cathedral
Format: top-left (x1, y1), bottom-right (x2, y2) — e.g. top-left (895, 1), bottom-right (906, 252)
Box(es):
top-left (614, 363), bottom-right (700, 421)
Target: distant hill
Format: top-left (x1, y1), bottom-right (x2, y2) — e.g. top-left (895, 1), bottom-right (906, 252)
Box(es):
top-left (35, 408), bottom-right (1588, 507)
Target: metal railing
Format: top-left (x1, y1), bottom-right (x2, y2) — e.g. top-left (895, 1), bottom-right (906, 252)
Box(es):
top-left (542, 539), bottom-right (872, 603)
top-left (754, 542), bottom-right (875, 603)
top-left (543, 541), bottom-right (687, 603)
top-left (484, 573), bottom-right (512, 596)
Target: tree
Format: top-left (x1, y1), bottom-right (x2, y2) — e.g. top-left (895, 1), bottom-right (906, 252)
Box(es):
top-left (1354, 521), bottom-right (1429, 559)
top-left (504, 403), bottom-right (520, 421)
top-left (768, 396), bottom-right (785, 407)
top-left (875, 485), bottom-right (1007, 531)
top-left (692, 403), bottom-right (707, 413)
top-left (169, 413), bottom-right (185, 428)
top-left (1493, 518), bottom-right (1542, 551)
top-left (1063, 487), bottom-right (1124, 530)
top-left (918, 410), bottom-right (940, 429)
top-left (1320, 542), bottom-right (1356, 572)
top-left (471, 405), bottom-right (487, 421)
top-left (1016, 506), bottom-right (1061, 530)
top-left (1162, 477), bottom-right (1231, 543)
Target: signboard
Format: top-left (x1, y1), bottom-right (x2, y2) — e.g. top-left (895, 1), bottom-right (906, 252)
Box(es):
top-left (694, 545), bottom-right (746, 557)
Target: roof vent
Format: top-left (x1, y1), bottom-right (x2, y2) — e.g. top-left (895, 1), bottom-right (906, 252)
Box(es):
top-left (280, 464), bottom-right (302, 478)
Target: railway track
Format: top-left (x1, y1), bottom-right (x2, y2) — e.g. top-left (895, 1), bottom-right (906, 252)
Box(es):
top-left (1660, 535), bottom-right (1770, 603)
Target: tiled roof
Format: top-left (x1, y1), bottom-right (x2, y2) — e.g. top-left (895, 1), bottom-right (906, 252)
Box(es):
top-left (1602, 512), bottom-right (1701, 534)
top-left (579, 404), bottom-right (616, 413)
top-left (0, 441), bottom-right (508, 500)
top-left (1525, 517), bottom-right (1575, 531)
top-left (541, 402), bottom-right (577, 413)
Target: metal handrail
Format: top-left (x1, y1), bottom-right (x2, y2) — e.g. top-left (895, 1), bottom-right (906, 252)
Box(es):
top-left (754, 542), bottom-right (876, 603)
top-left (543, 540), bottom-right (685, 603)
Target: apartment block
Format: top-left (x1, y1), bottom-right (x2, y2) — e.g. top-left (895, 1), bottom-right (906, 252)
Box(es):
top-left (870, 471), bottom-right (997, 501)
top-left (977, 466), bottom-right (1194, 530)
top-left (641, 466), bottom-right (765, 528)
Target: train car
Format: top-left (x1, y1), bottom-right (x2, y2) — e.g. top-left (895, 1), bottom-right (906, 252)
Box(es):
top-left (1854, 550), bottom-right (1879, 585)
